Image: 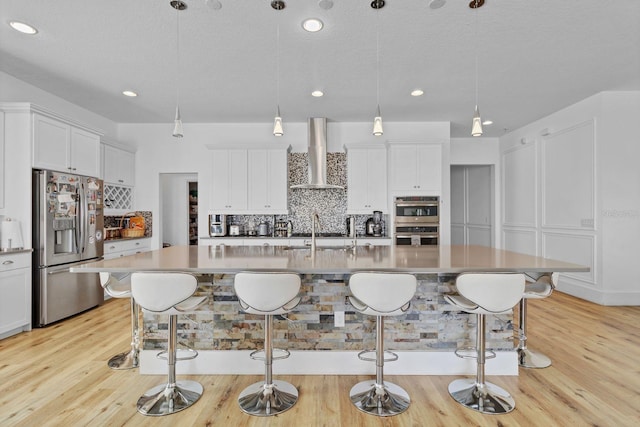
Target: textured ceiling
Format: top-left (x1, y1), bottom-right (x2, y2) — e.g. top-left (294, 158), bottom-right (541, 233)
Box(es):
top-left (1, 0), bottom-right (639, 137)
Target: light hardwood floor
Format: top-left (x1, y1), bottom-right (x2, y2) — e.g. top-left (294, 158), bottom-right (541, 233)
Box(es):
top-left (1, 291), bottom-right (639, 426)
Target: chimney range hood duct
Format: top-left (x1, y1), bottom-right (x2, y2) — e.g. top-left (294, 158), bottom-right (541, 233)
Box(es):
top-left (290, 117), bottom-right (343, 189)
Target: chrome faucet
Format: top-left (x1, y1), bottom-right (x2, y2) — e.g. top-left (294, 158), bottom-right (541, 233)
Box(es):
top-left (311, 211), bottom-right (320, 252)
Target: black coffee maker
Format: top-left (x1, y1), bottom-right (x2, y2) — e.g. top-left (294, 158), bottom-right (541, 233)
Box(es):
top-left (365, 211), bottom-right (383, 236)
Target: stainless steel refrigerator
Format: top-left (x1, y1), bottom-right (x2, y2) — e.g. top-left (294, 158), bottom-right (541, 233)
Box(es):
top-left (32, 169), bottom-right (104, 327)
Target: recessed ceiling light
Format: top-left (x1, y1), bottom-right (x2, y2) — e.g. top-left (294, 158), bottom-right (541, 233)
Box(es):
top-left (482, 120), bottom-right (493, 125)
top-left (411, 89), bottom-right (424, 97)
top-left (302, 18), bottom-right (324, 32)
top-left (122, 90), bottom-right (138, 97)
top-left (311, 90), bottom-right (324, 97)
top-left (9, 21), bottom-right (38, 35)
top-left (205, 0), bottom-right (222, 10)
top-left (318, 0), bottom-right (334, 10)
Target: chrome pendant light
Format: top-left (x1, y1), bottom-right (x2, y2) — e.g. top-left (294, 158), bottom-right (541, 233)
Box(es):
top-left (273, 106), bottom-right (283, 137)
top-left (471, 105), bottom-right (482, 137)
top-left (171, 0), bottom-right (186, 138)
top-left (272, 1), bottom-right (285, 136)
top-left (470, 0), bottom-right (483, 137)
top-left (372, 0), bottom-right (384, 136)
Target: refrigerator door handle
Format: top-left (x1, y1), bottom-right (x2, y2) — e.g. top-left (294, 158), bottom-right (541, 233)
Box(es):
top-left (75, 184), bottom-right (81, 254)
top-left (48, 267), bottom-right (72, 275)
top-left (79, 181), bottom-right (86, 254)
top-left (47, 257), bottom-right (105, 275)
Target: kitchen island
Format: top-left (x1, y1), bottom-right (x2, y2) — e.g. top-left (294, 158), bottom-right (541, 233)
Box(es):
top-left (72, 245), bottom-right (588, 376)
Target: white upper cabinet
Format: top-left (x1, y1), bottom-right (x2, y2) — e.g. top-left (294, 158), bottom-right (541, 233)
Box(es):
top-left (33, 113), bottom-right (100, 177)
top-left (388, 143), bottom-right (442, 194)
top-left (210, 149), bottom-right (248, 212)
top-left (248, 149), bottom-right (288, 214)
top-left (103, 144), bottom-right (135, 186)
top-left (346, 146), bottom-right (388, 214)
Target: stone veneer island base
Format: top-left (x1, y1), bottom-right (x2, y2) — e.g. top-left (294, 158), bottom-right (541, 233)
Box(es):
top-left (72, 245), bottom-right (588, 376)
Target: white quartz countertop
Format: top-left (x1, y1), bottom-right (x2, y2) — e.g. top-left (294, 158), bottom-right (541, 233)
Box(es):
top-left (71, 245), bottom-right (588, 274)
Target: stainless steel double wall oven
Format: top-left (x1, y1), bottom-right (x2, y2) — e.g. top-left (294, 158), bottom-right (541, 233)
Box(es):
top-left (394, 196), bottom-right (439, 246)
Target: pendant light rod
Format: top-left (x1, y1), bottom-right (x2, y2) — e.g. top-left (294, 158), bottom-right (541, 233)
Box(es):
top-left (470, 0), bottom-right (484, 137)
top-left (276, 23), bottom-right (280, 109)
top-left (272, 1), bottom-right (285, 136)
top-left (171, 1), bottom-right (186, 138)
top-left (372, 0), bottom-right (384, 136)
top-left (376, 7), bottom-right (380, 109)
top-left (473, 0), bottom-right (479, 108)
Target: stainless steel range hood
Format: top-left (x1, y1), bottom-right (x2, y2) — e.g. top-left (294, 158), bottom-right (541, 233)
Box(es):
top-left (290, 117), bottom-right (343, 190)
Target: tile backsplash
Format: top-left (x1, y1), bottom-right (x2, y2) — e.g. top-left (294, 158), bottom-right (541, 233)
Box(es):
top-left (104, 211), bottom-right (153, 238)
top-left (228, 152), bottom-right (387, 236)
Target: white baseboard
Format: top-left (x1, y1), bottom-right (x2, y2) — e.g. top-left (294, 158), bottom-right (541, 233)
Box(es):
top-left (140, 350), bottom-right (518, 376)
top-left (558, 283), bottom-right (640, 306)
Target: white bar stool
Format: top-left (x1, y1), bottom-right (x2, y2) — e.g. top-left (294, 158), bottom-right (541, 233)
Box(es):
top-left (130, 272), bottom-right (207, 417)
top-left (517, 272), bottom-right (558, 368)
top-left (347, 272), bottom-right (417, 417)
top-left (445, 273), bottom-right (525, 414)
top-left (233, 272), bottom-right (301, 417)
top-left (99, 272), bottom-right (139, 370)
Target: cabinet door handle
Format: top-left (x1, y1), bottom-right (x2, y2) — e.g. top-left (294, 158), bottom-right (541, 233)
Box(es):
top-left (2, 260), bottom-right (14, 265)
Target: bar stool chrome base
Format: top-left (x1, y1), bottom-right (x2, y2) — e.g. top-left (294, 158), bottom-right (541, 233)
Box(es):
top-left (238, 380), bottom-right (298, 416)
top-left (350, 380), bottom-right (410, 417)
top-left (517, 347), bottom-right (552, 369)
top-left (136, 380), bottom-right (203, 416)
top-left (107, 348), bottom-right (139, 370)
top-left (448, 378), bottom-right (515, 414)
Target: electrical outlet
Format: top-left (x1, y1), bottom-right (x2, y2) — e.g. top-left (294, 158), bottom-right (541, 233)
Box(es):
top-left (334, 311), bottom-right (345, 327)
top-left (581, 218), bottom-right (594, 228)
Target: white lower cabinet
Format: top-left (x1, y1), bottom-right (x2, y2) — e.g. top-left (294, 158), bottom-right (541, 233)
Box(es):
top-left (103, 238), bottom-right (151, 259)
top-left (199, 238), bottom-right (244, 247)
top-left (349, 238), bottom-right (392, 247)
top-left (0, 252), bottom-right (31, 338)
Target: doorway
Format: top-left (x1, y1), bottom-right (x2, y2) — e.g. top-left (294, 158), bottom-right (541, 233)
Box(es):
top-left (450, 165), bottom-right (494, 246)
top-left (160, 173), bottom-right (198, 247)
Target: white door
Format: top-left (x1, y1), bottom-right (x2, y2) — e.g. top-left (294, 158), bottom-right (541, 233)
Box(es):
top-left (160, 173), bottom-right (197, 247)
top-left (450, 165), bottom-right (493, 247)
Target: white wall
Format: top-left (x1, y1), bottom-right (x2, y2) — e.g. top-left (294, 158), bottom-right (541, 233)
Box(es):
top-left (599, 92), bottom-right (640, 303)
top-left (118, 121), bottom-right (451, 249)
top-left (500, 91), bottom-right (640, 305)
top-left (0, 71), bottom-right (117, 139)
